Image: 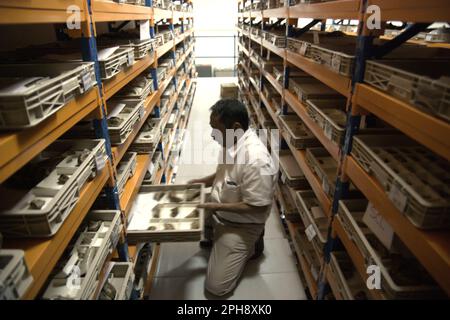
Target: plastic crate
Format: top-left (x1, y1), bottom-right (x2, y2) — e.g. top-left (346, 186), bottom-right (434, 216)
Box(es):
top-left (294, 190), bottom-right (328, 258)
top-left (278, 114), bottom-right (320, 149)
top-left (115, 75), bottom-right (154, 100)
top-left (263, 30), bottom-right (286, 48)
top-left (305, 98), bottom-right (347, 145)
top-left (277, 182), bottom-right (300, 222)
top-left (98, 47), bottom-right (134, 80)
top-left (97, 36), bottom-right (156, 60)
top-left (142, 151), bottom-right (163, 184)
top-left (42, 210), bottom-right (122, 300)
top-left (130, 117), bottom-right (162, 154)
top-left (278, 150), bottom-right (309, 189)
top-left (97, 262), bottom-right (134, 300)
top-left (0, 139), bottom-right (107, 237)
top-left (305, 147), bottom-right (338, 198)
top-left (127, 184), bottom-right (205, 243)
top-left (116, 152), bottom-right (138, 196)
top-left (289, 77), bottom-right (341, 103)
top-left (0, 62), bottom-right (96, 129)
top-left (0, 249), bottom-right (33, 300)
top-left (329, 251), bottom-right (371, 300)
top-left (337, 199), bottom-right (445, 299)
top-left (364, 60), bottom-right (450, 122)
top-left (351, 134), bottom-right (450, 229)
top-left (106, 99), bottom-right (144, 145)
top-left (294, 229), bottom-right (321, 282)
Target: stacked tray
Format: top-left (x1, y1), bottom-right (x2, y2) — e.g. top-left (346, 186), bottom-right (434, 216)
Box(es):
top-left (0, 139), bottom-right (107, 237)
top-left (328, 251), bottom-right (371, 300)
top-left (97, 36), bottom-right (156, 60)
top-left (305, 147), bottom-right (338, 198)
top-left (107, 100), bottom-right (144, 145)
top-left (364, 60), bottom-right (450, 122)
top-left (0, 62), bottom-right (96, 129)
top-left (96, 262), bottom-right (134, 300)
top-left (0, 249), bottom-right (33, 300)
top-left (294, 228), bottom-right (321, 282)
top-left (155, 34), bottom-right (164, 47)
top-left (127, 184), bottom-right (205, 243)
top-left (289, 77), bottom-right (341, 103)
top-left (337, 199), bottom-right (444, 299)
top-left (115, 75), bottom-right (155, 100)
top-left (351, 134), bottom-right (450, 229)
top-left (130, 117), bottom-right (162, 154)
top-left (42, 210), bottom-right (122, 300)
top-left (277, 182), bottom-right (300, 222)
top-left (143, 151), bottom-right (163, 184)
top-left (263, 29), bottom-right (286, 48)
top-left (278, 114), bottom-right (320, 149)
top-left (305, 98), bottom-right (347, 145)
top-left (116, 152), bottom-right (138, 196)
top-left (156, 67), bottom-right (167, 84)
top-left (98, 47), bottom-right (135, 80)
top-left (295, 190), bottom-right (328, 258)
top-left (260, 107), bottom-right (277, 129)
top-left (278, 150), bottom-right (309, 188)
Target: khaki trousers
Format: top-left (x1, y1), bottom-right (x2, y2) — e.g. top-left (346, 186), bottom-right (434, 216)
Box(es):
top-left (203, 210), bottom-right (265, 297)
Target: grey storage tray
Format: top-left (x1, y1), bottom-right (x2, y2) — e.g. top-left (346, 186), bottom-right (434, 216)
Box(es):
top-left (278, 183), bottom-right (300, 222)
top-left (98, 47), bottom-right (135, 80)
top-left (294, 228), bottom-right (321, 282)
top-left (262, 30), bottom-right (286, 48)
top-left (305, 147), bottom-right (339, 198)
top-left (0, 249), bottom-right (33, 300)
top-left (0, 139), bottom-right (107, 237)
top-left (116, 152), bottom-right (138, 196)
top-left (289, 78), bottom-right (341, 103)
top-left (0, 62), bottom-right (96, 129)
top-left (127, 184), bottom-right (205, 243)
top-left (364, 59), bottom-right (450, 122)
top-left (279, 114), bottom-right (320, 149)
top-left (337, 199), bottom-right (445, 299)
top-left (143, 151), bottom-right (163, 184)
top-left (305, 98), bottom-right (347, 145)
top-left (96, 262), bottom-right (134, 300)
top-left (130, 117), bottom-right (162, 154)
top-left (278, 150), bottom-right (309, 189)
top-left (42, 210), bottom-right (122, 300)
top-left (115, 75), bottom-right (155, 100)
top-left (351, 134), bottom-right (450, 229)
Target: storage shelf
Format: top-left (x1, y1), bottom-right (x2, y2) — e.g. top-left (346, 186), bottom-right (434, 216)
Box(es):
top-left (261, 39), bottom-right (286, 59)
top-left (237, 41), bottom-right (250, 58)
top-left (3, 164), bottom-right (110, 300)
top-left (282, 131), bottom-right (332, 216)
top-left (344, 156), bottom-right (450, 296)
top-left (112, 91), bottom-right (159, 166)
top-left (92, 1), bottom-right (152, 22)
top-left (157, 40), bottom-right (175, 59)
top-left (367, 0), bottom-right (450, 22)
top-left (286, 50), bottom-right (351, 97)
top-left (262, 7), bottom-right (288, 18)
top-left (121, 154), bottom-right (152, 219)
top-left (104, 53), bottom-right (156, 101)
top-left (353, 83), bottom-right (450, 162)
top-left (284, 91), bottom-right (341, 161)
top-left (260, 93), bottom-right (279, 124)
top-left (0, 0), bottom-right (88, 24)
top-left (286, 220), bottom-right (318, 299)
top-left (332, 217), bottom-right (386, 300)
top-left (0, 89), bottom-right (100, 184)
top-left (262, 69), bottom-right (283, 96)
top-left (289, 0), bottom-right (360, 20)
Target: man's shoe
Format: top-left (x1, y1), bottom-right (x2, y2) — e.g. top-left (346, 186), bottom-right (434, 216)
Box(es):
top-left (250, 231), bottom-right (264, 260)
top-left (199, 239), bottom-right (213, 249)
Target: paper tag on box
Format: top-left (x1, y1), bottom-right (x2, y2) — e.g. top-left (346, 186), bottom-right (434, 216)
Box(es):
top-left (311, 206), bottom-right (326, 220)
top-left (299, 42), bottom-right (308, 56)
top-left (371, 161), bottom-right (389, 189)
top-left (127, 52), bottom-right (134, 66)
top-left (324, 122), bottom-right (333, 140)
top-left (305, 224), bottom-right (317, 242)
top-left (362, 202), bottom-right (395, 250)
top-left (95, 154), bottom-right (106, 172)
top-left (331, 54), bottom-right (341, 73)
top-left (139, 106), bottom-right (145, 120)
top-left (322, 179), bottom-right (330, 196)
top-left (81, 70), bottom-right (93, 92)
top-left (388, 184), bottom-right (407, 213)
top-left (140, 20), bottom-right (150, 41)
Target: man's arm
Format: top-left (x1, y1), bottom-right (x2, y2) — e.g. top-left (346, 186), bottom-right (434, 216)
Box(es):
top-left (198, 202), bottom-right (270, 215)
top-left (187, 173), bottom-right (216, 188)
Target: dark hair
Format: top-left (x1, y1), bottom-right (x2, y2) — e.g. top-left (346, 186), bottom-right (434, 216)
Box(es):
top-left (210, 99), bottom-right (249, 131)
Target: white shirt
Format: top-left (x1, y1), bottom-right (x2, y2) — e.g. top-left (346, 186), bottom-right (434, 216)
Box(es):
top-left (210, 129), bottom-right (277, 224)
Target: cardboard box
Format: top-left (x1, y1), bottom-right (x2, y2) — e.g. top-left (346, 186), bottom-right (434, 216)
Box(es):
top-left (220, 83), bottom-right (239, 100)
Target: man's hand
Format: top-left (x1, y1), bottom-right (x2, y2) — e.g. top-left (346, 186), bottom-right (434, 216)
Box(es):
top-left (197, 203), bottom-right (222, 211)
top-left (186, 173), bottom-right (216, 188)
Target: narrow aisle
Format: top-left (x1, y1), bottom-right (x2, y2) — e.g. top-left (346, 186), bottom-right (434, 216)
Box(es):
top-left (148, 78), bottom-right (307, 300)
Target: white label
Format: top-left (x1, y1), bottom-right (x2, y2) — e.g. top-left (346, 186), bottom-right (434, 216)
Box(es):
top-left (299, 42), bottom-right (308, 56)
top-left (127, 52), bottom-right (134, 66)
top-left (371, 161), bottom-right (389, 189)
top-left (306, 224), bottom-right (317, 242)
top-left (322, 178), bottom-right (330, 195)
top-left (148, 162), bottom-right (155, 175)
top-left (313, 32), bottom-right (320, 44)
top-left (140, 20), bottom-right (150, 41)
top-left (281, 172), bottom-right (287, 184)
top-left (81, 71), bottom-right (93, 92)
top-left (362, 202), bottom-right (395, 250)
top-left (388, 184), bottom-right (408, 213)
top-left (324, 122), bottom-right (333, 140)
top-left (139, 106), bottom-right (145, 120)
top-left (331, 54), bottom-right (341, 73)
top-left (95, 154), bottom-right (106, 172)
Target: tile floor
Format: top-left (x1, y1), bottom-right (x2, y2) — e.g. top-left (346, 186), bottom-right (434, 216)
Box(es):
top-left (148, 77), bottom-right (307, 300)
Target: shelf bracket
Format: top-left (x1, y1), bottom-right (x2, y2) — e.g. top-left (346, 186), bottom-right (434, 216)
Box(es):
top-left (291, 19), bottom-right (321, 38)
top-left (343, 114), bottom-right (361, 155)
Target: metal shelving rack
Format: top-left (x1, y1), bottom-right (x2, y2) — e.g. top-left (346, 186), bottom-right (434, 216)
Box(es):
top-left (0, 0), bottom-right (196, 300)
top-left (237, 0), bottom-right (450, 299)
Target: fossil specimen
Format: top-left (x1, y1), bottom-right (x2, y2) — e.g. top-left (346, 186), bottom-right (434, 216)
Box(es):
top-left (185, 190), bottom-right (201, 202)
top-left (29, 199), bottom-right (45, 210)
top-left (58, 174), bottom-right (70, 185)
top-left (99, 281), bottom-right (117, 300)
top-left (185, 209), bottom-right (199, 219)
top-left (153, 191), bottom-right (165, 201)
top-left (170, 207), bottom-right (179, 218)
top-left (108, 117), bottom-right (123, 127)
top-left (190, 221), bottom-right (199, 229)
top-left (168, 191), bottom-right (183, 203)
top-left (164, 223), bottom-right (175, 230)
top-left (77, 149), bottom-right (91, 166)
top-left (147, 226), bottom-right (157, 231)
top-left (88, 221), bottom-right (102, 232)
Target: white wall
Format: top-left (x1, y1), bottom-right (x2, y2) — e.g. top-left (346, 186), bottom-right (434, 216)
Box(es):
top-left (193, 0), bottom-right (238, 71)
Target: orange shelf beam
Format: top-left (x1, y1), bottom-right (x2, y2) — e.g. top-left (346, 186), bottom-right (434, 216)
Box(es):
top-left (262, 7), bottom-right (288, 18)
top-left (3, 164), bottom-right (110, 300)
top-left (262, 69), bottom-right (284, 96)
top-left (288, 0), bottom-right (360, 20)
top-left (92, 0), bottom-right (152, 22)
top-left (0, 89), bottom-right (100, 184)
top-left (367, 0), bottom-right (450, 22)
top-left (344, 156), bottom-right (450, 296)
top-left (353, 84), bottom-right (450, 162)
top-left (261, 38), bottom-right (286, 59)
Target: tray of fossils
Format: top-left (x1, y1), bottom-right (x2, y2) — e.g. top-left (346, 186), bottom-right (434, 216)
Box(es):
top-left (0, 139), bottom-right (107, 237)
top-left (116, 152), bottom-right (137, 196)
top-left (278, 150), bottom-right (309, 189)
top-left (289, 77), bottom-right (341, 103)
top-left (143, 151), bottom-right (163, 185)
top-left (97, 34), bottom-right (156, 60)
top-left (41, 210), bottom-right (122, 300)
top-left (115, 74), bottom-right (155, 100)
top-left (129, 117), bottom-right (162, 154)
top-left (0, 249), bottom-right (33, 300)
top-left (96, 262), bottom-right (134, 300)
top-left (262, 29), bottom-right (287, 48)
top-left (337, 198), bottom-right (446, 299)
top-left (278, 114), bottom-right (320, 149)
top-left (127, 184), bottom-right (205, 243)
